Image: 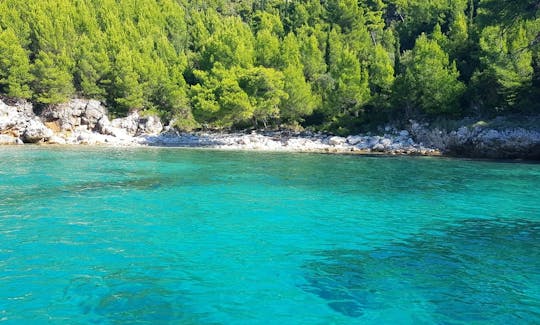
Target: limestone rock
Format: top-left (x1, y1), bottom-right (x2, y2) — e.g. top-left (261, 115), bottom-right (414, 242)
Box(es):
top-left (346, 135), bottom-right (364, 145)
top-left (48, 135), bottom-right (67, 145)
top-left (328, 136), bottom-right (346, 146)
top-left (0, 100), bottom-right (31, 136)
top-left (22, 119), bottom-right (53, 143)
top-left (111, 111), bottom-right (139, 136)
top-left (82, 100), bottom-right (107, 130)
top-left (40, 99), bottom-right (107, 132)
top-left (0, 134), bottom-right (23, 145)
top-left (380, 138), bottom-right (393, 148)
top-left (372, 143), bottom-right (385, 152)
top-left (137, 115), bottom-right (163, 135)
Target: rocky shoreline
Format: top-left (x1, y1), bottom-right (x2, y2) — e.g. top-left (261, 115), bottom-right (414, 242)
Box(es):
top-left (1, 98), bottom-right (539, 159)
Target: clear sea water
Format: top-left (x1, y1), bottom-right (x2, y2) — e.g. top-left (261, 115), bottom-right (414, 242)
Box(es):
top-left (0, 146), bottom-right (539, 324)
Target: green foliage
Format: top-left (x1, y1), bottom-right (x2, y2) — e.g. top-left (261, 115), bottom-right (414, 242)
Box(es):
top-left (0, 0), bottom-right (538, 133)
top-left (32, 51), bottom-right (75, 104)
top-left (191, 65), bottom-right (253, 128)
top-left (255, 29), bottom-right (281, 68)
top-left (473, 24), bottom-right (534, 110)
top-left (393, 34), bottom-right (465, 115)
top-left (238, 67), bottom-right (287, 126)
top-left (111, 47), bottom-right (144, 111)
top-left (0, 28), bottom-right (32, 98)
top-left (199, 16), bottom-right (255, 70)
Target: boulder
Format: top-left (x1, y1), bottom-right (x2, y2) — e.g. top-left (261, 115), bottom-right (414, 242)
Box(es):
top-left (0, 134), bottom-right (23, 145)
top-left (95, 116), bottom-right (115, 135)
top-left (111, 111), bottom-right (139, 136)
top-left (367, 136), bottom-right (381, 147)
top-left (40, 100), bottom-right (84, 131)
top-left (40, 99), bottom-right (107, 132)
top-left (399, 130), bottom-right (410, 137)
top-left (22, 119), bottom-right (53, 143)
top-left (81, 100), bottom-right (107, 130)
top-left (328, 136), bottom-right (346, 146)
top-left (137, 115), bottom-right (163, 135)
top-left (372, 143), bottom-right (385, 152)
top-left (47, 135), bottom-right (67, 145)
top-left (380, 138), bottom-right (393, 148)
top-left (0, 100), bottom-right (30, 136)
top-left (346, 135), bottom-right (364, 145)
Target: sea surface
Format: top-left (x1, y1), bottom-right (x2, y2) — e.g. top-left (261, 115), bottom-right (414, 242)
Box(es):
top-left (1, 146), bottom-right (539, 324)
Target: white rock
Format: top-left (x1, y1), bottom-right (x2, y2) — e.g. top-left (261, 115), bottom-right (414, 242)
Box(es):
top-left (48, 135), bottom-right (67, 145)
top-left (372, 143), bottom-right (385, 152)
top-left (23, 119), bottom-right (53, 143)
top-left (0, 134), bottom-right (23, 145)
top-left (346, 135), bottom-right (364, 145)
top-left (83, 100), bottom-right (107, 130)
top-left (0, 100), bottom-right (29, 135)
top-left (111, 111), bottom-right (139, 136)
top-left (137, 115), bottom-right (163, 135)
top-left (380, 138), bottom-right (393, 148)
top-left (328, 136), bottom-right (346, 146)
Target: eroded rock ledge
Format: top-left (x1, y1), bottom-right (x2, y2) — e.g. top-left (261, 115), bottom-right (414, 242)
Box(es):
top-left (1, 98), bottom-right (539, 159)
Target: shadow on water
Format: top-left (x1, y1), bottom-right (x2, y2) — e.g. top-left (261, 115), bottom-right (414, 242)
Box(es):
top-left (301, 218), bottom-right (540, 321)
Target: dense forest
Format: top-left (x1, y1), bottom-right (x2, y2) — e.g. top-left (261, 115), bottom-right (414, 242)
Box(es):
top-left (0, 0), bottom-right (539, 133)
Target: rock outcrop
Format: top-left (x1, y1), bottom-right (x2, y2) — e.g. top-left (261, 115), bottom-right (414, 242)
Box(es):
top-left (0, 134), bottom-right (23, 145)
top-left (23, 118), bottom-right (54, 143)
top-left (1, 98), bottom-right (539, 159)
top-left (1, 99), bottom-right (52, 143)
top-left (0, 98), bottom-right (165, 146)
top-left (40, 99), bottom-right (107, 132)
top-left (409, 121), bottom-right (540, 160)
top-left (137, 115), bottom-right (163, 135)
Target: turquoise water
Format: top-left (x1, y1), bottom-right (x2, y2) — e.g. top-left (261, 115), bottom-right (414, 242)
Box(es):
top-left (0, 147), bottom-right (539, 324)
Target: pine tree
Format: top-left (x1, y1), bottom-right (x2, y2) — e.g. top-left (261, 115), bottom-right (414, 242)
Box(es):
top-left (75, 35), bottom-right (111, 99)
top-left (369, 44), bottom-right (395, 102)
top-left (191, 64), bottom-right (254, 128)
top-left (297, 28), bottom-right (326, 81)
top-left (393, 33), bottom-right (465, 115)
top-left (331, 47), bottom-right (370, 117)
top-left (32, 51), bottom-right (75, 104)
top-left (473, 24), bottom-right (534, 110)
top-left (280, 33), bottom-right (319, 122)
top-left (111, 47), bottom-right (144, 112)
top-left (255, 30), bottom-right (281, 68)
top-left (0, 28), bottom-right (33, 99)
top-left (238, 67), bottom-right (287, 127)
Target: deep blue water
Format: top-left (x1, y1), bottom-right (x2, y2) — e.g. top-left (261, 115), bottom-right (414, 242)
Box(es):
top-left (0, 147), bottom-right (539, 324)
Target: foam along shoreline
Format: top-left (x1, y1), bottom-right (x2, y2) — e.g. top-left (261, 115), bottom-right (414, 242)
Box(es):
top-left (1, 98), bottom-right (539, 159)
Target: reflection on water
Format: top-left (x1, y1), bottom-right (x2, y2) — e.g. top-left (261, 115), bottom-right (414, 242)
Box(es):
top-left (302, 218), bottom-right (540, 321)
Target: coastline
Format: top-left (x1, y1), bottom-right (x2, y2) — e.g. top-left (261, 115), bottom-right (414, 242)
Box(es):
top-left (1, 98), bottom-right (539, 160)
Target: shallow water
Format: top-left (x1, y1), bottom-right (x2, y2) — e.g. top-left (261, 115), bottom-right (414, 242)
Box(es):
top-left (0, 146), bottom-right (539, 324)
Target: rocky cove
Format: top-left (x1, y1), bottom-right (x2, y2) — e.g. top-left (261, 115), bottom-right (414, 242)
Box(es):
top-left (1, 98), bottom-right (539, 159)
